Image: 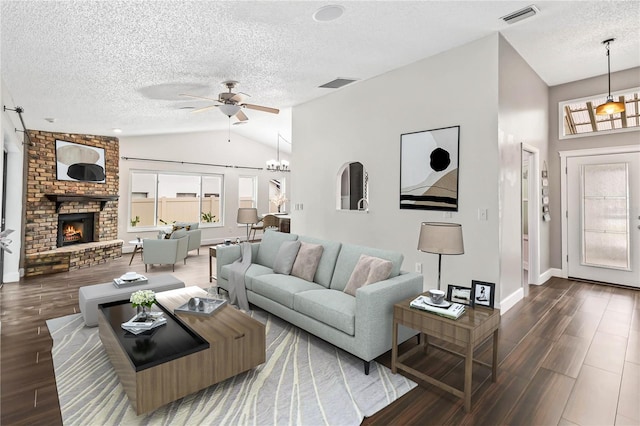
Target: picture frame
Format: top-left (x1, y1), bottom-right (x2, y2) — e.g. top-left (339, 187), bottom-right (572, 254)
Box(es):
top-left (472, 280), bottom-right (495, 309)
top-left (446, 284), bottom-right (474, 307)
top-left (400, 125), bottom-right (460, 211)
top-left (55, 140), bottom-right (106, 183)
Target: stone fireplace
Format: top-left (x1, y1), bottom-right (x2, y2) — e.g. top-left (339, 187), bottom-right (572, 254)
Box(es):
top-left (24, 131), bottom-right (123, 277)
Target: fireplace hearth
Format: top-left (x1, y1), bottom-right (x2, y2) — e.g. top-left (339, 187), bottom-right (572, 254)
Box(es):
top-left (57, 213), bottom-right (96, 247)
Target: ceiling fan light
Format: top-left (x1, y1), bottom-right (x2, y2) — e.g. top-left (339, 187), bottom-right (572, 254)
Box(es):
top-left (219, 104), bottom-right (240, 117)
top-left (595, 99), bottom-right (625, 115)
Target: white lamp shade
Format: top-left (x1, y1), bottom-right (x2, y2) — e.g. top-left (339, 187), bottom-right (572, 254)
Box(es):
top-left (219, 104), bottom-right (241, 117)
top-left (418, 222), bottom-right (464, 255)
top-left (237, 208), bottom-right (258, 224)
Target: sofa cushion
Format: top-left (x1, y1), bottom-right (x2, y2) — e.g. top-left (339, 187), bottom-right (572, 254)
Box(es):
top-left (291, 242), bottom-right (324, 282)
top-left (221, 263), bottom-right (273, 291)
top-left (343, 254), bottom-right (393, 297)
top-left (252, 274), bottom-right (325, 309)
top-left (330, 244), bottom-right (404, 291)
top-left (294, 289), bottom-right (356, 336)
top-left (298, 236), bottom-right (341, 288)
top-left (273, 240), bottom-right (301, 275)
top-left (170, 229), bottom-right (188, 239)
top-left (255, 230), bottom-right (299, 269)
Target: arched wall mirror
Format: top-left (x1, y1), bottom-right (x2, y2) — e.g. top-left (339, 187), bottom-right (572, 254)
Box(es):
top-left (337, 162), bottom-right (368, 211)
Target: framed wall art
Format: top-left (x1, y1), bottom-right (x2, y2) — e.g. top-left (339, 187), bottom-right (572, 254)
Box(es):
top-left (472, 280), bottom-right (495, 309)
top-left (400, 125), bottom-right (460, 211)
top-left (56, 140), bottom-right (106, 183)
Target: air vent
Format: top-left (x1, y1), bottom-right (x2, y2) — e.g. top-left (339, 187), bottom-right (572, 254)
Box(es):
top-left (318, 78), bottom-right (358, 89)
top-left (500, 5), bottom-right (539, 24)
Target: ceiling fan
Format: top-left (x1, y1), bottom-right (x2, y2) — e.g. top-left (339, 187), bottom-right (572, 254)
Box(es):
top-left (180, 80), bottom-right (279, 124)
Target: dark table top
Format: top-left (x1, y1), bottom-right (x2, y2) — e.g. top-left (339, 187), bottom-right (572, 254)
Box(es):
top-left (99, 300), bottom-right (209, 372)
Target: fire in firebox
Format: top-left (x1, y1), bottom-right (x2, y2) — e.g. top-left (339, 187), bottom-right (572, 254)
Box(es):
top-left (63, 224), bottom-right (83, 242)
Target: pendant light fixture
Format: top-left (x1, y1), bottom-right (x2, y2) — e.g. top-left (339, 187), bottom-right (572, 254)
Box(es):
top-left (266, 133), bottom-right (290, 172)
top-left (595, 38), bottom-right (625, 116)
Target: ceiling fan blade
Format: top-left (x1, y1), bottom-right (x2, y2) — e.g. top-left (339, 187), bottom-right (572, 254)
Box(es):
top-left (179, 93), bottom-right (220, 103)
top-left (236, 110), bottom-right (249, 121)
top-left (190, 104), bottom-right (219, 113)
top-left (242, 103), bottom-right (280, 114)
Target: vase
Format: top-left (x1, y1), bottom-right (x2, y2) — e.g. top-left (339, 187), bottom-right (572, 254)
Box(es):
top-left (137, 305), bottom-right (149, 320)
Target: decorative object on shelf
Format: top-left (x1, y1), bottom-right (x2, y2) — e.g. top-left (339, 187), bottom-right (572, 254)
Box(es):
top-left (417, 222), bottom-right (464, 290)
top-left (472, 280), bottom-right (495, 309)
top-left (447, 284), bottom-right (474, 307)
top-left (270, 193), bottom-right (288, 213)
top-left (595, 38), bottom-right (625, 116)
top-left (401, 125), bottom-right (460, 211)
top-left (130, 289), bottom-right (156, 320)
top-left (266, 133), bottom-right (291, 172)
top-left (237, 208), bottom-right (258, 242)
top-left (541, 162), bottom-right (550, 221)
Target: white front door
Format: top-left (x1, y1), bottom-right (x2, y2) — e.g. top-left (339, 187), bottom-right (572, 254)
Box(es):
top-left (567, 151), bottom-right (640, 287)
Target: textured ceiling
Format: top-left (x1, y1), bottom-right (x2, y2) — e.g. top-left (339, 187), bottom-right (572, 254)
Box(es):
top-left (2, 1), bottom-right (639, 151)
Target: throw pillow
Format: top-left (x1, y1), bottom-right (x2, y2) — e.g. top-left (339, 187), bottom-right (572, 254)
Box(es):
top-left (273, 240), bottom-right (301, 275)
top-left (291, 242), bottom-right (324, 282)
top-left (343, 254), bottom-right (393, 297)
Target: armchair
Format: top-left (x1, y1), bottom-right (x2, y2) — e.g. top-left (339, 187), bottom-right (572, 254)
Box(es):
top-left (142, 229), bottom-right (189, 272)
top-left (174, 222), bottom-right (202, 255)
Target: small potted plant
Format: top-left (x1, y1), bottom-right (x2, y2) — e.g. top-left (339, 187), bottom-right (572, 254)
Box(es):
top-left (130, 289), bottom-right (156, 319)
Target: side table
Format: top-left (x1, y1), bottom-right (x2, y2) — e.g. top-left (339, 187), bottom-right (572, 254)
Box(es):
top-left (391, 293), bottom-right (500, 412)
top-left (128, 239), bottom-right (143, 266)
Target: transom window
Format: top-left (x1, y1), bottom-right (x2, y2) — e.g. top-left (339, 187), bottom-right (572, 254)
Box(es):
top-left (560, 88), bottom-right (640, 139)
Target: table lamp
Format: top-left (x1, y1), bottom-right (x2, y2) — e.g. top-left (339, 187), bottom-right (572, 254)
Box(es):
top-left (237, 208), bottom-right (258, 242)
top-left (417, 222), bottom-right (464, 290)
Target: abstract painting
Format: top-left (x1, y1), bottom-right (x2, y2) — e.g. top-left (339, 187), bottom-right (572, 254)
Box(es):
top-left (55, 140), bottom-right (106, 183)
top-left (400, 125), bottom-right (460, 211)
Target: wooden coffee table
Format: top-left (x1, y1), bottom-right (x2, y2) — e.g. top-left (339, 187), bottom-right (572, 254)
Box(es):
top-left (98, 287), bottom-right (265, 415)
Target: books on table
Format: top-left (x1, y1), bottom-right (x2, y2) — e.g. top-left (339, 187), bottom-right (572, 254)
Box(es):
top-left (121, 312), bottom-right (166, 335)
top-left (113, 274), bottom-right (148, 288)
top-left (410, 295), bottom-right (466, 320)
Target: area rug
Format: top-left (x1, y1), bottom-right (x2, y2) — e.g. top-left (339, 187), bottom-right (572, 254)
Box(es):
top-left (47, 310), bottom-right (416, 426)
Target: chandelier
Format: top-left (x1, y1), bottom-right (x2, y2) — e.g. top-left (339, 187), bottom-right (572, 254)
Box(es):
top-left (266, 133), bottom-right (290, 172)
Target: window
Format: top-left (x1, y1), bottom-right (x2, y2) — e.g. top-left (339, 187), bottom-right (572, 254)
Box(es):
top-left (129, 171), bottom-right (223, 229)
top-left (239, 176), bottom-right (257, 209)
top-left (560, 88), bottom-right (640, 139)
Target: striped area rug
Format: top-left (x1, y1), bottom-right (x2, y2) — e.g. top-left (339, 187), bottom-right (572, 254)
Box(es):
top-left (47, 310), bottom-right (416, 425)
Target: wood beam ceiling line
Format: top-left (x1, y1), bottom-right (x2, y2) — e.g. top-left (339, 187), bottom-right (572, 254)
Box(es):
top-left (620, 95), bottom-right (628, 128)
top-left (586, 102), bottom-right (598, 132)
top-left (564, 106), bottom-right (577, 135)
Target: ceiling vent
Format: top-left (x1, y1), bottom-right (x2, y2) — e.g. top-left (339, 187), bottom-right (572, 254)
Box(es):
top-left (501, 5), bottom-right (539, 24)
top-left (318, 78), bottom-right (358, 89)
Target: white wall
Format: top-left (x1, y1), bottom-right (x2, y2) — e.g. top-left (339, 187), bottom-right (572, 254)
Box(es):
top-left (497, 36), bottom-right (550, 304)
top-left (119, 130), bottom-right (290, 246)
top-left (548, 67), bottom-right (640, 269)
top-left (291, 35), bottom-right (502, 295)
top-left (0, 77), bottom-right (25, 282)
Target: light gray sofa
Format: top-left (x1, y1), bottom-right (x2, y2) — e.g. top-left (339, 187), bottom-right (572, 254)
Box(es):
top-left (216, 230), bottom-right (422, 374)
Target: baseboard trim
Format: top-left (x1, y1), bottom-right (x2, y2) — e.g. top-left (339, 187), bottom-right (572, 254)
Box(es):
top-left (538, 268), bottom-right (562, 284)
top-left (3, 271), bottom-right (21, 283)
top-left (499, 287), bottom-right (524, 315)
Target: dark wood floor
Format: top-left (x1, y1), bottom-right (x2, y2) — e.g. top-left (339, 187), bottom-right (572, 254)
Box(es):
top-left (1, 250), bottom-right (638, 425)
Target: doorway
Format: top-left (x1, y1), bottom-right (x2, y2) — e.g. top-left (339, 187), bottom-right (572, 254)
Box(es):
top-left (1, 150), bottom-right (7, 286)
top-left (522, 144), bottom-right (540, 290)
top-left (561, 147), bottom-right (639, 288)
